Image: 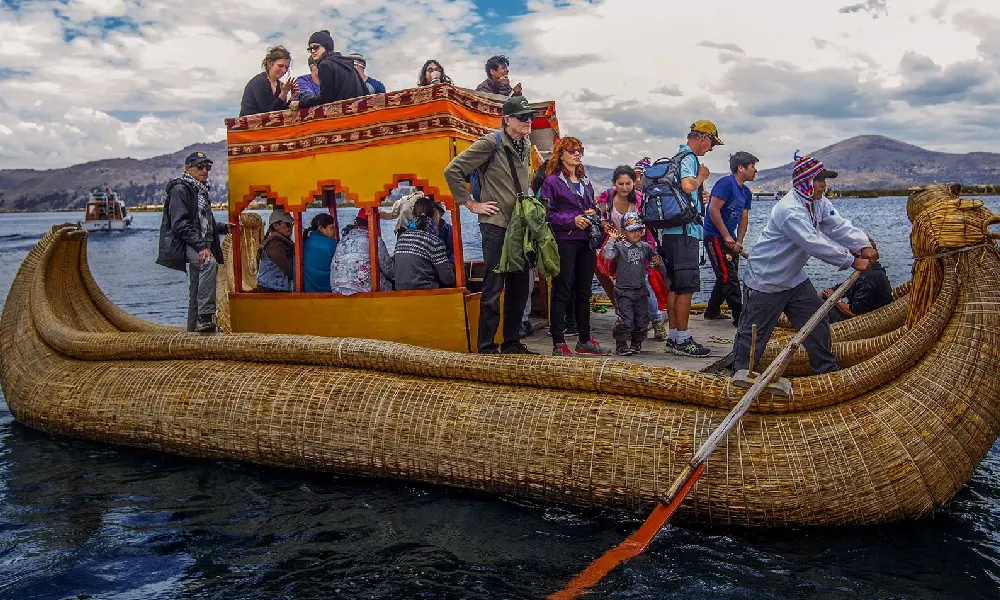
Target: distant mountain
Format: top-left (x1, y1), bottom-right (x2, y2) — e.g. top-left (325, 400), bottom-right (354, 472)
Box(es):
top-left (0, 141), bottom-right (228, 211)
top-left (751, 135), bottom-right (1000, 191)
top-left (3, 134), bottom-right (997, 211)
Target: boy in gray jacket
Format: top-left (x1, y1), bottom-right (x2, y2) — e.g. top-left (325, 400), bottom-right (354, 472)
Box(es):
top-left (603, 212), bottom-right (667, 356)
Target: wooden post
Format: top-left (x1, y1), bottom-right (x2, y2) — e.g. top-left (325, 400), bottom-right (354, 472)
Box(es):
top-left (451, 200), bottom-right (466, 289)
top-left (293, 210), bottom-right (304, 292)
top-left (232, 217), bottom-right (243, 294)
top-left (327, 190), bottom-right (341, 241)
top-left (367, 207), bottom-right (380, 292)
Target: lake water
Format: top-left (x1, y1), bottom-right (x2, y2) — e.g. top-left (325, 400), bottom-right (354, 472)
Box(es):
top-left (1, 199), bottom-right (999, 599)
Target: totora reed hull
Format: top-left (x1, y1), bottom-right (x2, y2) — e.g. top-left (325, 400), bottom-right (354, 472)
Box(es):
top-left (2, 183), bottom-right (1000, 527)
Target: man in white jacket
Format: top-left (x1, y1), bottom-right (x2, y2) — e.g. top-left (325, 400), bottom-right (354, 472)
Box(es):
top-left (733, 153), bottom-right (877, 375)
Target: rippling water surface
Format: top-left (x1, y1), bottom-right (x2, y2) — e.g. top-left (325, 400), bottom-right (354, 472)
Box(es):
top-left (1, 200), bottom-right (999, 599)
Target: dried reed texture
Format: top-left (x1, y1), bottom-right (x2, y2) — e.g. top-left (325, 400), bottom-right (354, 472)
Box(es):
top-left (216, 212), bottom-right (264, 333)
top-left (2, 197), bottom-right (1000, 524)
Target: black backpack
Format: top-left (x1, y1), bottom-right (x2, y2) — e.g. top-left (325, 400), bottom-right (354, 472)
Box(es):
top-left (640, 151), bottom-right (702, 229)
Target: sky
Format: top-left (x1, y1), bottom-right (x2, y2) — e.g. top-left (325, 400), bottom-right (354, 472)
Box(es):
top-left (1, 0), bottom-right (999, 175)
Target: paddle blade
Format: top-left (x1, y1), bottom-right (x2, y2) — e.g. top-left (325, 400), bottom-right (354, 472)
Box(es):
top-left (548, 464), bottom-right (705, 600)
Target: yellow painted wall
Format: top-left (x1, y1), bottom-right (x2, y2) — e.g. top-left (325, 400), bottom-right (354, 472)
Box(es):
top-left (230, 290), bottom-right (473, 353)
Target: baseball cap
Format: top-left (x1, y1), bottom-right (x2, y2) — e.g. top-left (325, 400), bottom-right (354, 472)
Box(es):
top-left (622, 211), bottom-right (645, 232)
top-left (690, 120), bottom-right (724, 146)
top-left (815, 169), bottom-right (839, 180)
top-left (185, 151), bottom-right (213, 167)
top-left (268, 208), bottom-right (294, 227)
top-left (434, 201), bottom-right (447, 215)
top-left (502, 95), bottom-right (534, 117)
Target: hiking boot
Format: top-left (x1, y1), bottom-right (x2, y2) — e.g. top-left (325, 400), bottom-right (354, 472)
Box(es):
top-left (631, 341), bottom-right (643, 354)
top-left (615, 342), bottom-right (633, 356)
top-left (575, 338), bottom-right (611, 356)
top-left (670, 337), bottom-right (712, 357)
top-left (703, 311), bottom-right (728, 321)
top-left (195, 317), bottom-right (218, 333)
top-left (552, 343), bottom-right (572, 356)
top-left (501, 341), bottom-right (539, 355)
top-left (650, 318), bottom-right (667, 341)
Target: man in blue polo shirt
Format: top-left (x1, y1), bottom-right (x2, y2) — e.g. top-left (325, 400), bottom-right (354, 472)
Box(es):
top-left (704, 151), bottom-right (757, 326)
top-left (660, 120), bottom-right (720, 358)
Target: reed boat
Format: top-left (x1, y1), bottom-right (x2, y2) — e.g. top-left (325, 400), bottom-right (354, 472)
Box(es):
top-left (2, 181), bottom-right (1000, 526)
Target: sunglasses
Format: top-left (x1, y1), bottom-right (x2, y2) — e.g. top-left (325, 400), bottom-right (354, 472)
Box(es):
top-left (307, 44), bottom-right (323, 52)
top-left (426, 66), bottom-right (442, 73)
top-left (565, 147), bottom-right (585, 156)
top-left (194, 164), bottom-right (212, 171)
top-left (510, 113), bottom-right (532, 123)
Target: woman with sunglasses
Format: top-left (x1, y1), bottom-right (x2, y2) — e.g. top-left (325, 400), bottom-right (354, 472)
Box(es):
top-left (540, 137), bottom-right (611, 356)
top-left (417, 60), bottom-right (453, 86)
top-left (240, 46), bottom-right (297, 116)
top-left (295, 30), bottom-right (367, 109)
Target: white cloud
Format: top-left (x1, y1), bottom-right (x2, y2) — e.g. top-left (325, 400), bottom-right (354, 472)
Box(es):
top-left (0, 0), bottom-right (998, 173)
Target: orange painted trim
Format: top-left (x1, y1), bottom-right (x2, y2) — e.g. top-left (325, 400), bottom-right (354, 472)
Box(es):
top-left (300, 179), bottom-right (361, 206)
top-left (372, 174), bottom-right (452, 207)
top-left (227, 129), bottom-right (480, 165)
top-left (233, 185), bottom-right (295, 217)
top-left (226, 99), bottom-right (501, 145)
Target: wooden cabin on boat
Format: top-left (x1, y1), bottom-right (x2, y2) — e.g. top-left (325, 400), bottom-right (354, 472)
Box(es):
top-left (80, 189), bottom-right (133, 232)
top-left (224, 84), bottom-right (560, 352)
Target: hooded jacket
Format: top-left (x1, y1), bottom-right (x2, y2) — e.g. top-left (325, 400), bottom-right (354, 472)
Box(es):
top-left (156, 178), bottom-right (227, 272)
top-left (298, 53), bottom-right (367, 108)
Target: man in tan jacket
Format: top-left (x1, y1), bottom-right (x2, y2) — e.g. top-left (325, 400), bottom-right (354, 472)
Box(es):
top-left (444, 96), bottom-right (536, 354)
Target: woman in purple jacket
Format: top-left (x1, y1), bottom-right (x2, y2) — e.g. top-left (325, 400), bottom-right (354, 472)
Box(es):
top-left (540, 137), bottom-right (611, 356)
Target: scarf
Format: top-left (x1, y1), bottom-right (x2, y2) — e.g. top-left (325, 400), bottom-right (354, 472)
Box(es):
top-left (181, 172), bottom-right (212, 237)
top-left (406, 215), bottom-right (439, 237)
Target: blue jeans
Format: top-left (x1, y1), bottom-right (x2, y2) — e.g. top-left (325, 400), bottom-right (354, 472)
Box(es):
top-left (646, 277), bottom-right (661, 320)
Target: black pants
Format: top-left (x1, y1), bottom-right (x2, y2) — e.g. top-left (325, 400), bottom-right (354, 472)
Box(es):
top-left (550, 239), bottom-right (596, 345)
top-left (704, 236), bottom-right (742, 323)
top-left (613, 288), bottom-right (649, 344)
top-left (479, 223), bottom-right (530, 352)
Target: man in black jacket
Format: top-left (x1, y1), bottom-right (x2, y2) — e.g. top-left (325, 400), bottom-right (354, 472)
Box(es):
top-left (156, 151), bottom-right (229, 333)
top-left (294, 30), bottom-right (367, 109)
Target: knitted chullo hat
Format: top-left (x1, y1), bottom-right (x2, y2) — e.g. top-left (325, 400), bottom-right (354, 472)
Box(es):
top-left (791, 150), bottom-right (825, 200)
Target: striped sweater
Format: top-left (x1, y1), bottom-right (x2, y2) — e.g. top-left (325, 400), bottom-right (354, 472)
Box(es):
top-left (393, 229), bottom-right (456, 290)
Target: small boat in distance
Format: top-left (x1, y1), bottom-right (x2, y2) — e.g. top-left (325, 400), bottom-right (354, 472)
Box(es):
top-left (79, 188), bottom-right (133, 232)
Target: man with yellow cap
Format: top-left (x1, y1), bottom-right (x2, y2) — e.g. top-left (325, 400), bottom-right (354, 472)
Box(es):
top-left (659, 120), bottom-right (722, 357)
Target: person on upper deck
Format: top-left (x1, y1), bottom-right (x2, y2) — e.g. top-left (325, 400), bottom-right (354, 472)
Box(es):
top-left (240, 46), bottom-right (297, 116)
top-left (330, 210), bottom-right (394, 295)
top-left (303, 213), bottom-right (338, 293)
top-left (294, 56), bottom-right (322, 104)
top-left (344, 53), bottom-right (386, 95)
top-left (734, 154), bottom-right (877, 376)
top-left (293, 31), bottom-right (367, 110)
top-left (443, 95), bottom-right (537, 355)
top-left (541, 136), bottom-right (611, 357)
top-left (393, 196), bottom-right (456, 290)
top-left (417, 60), bottom-right (453, 86)
top-left (257, 208), bottom-right (296, 293)
top-left (155, 151), bottom-right (228, 333)
top-left (475, 55), bottom-right (522, 97)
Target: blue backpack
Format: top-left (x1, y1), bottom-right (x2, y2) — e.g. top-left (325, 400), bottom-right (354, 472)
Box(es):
top-left (468, 131), bottom-right (503, 201)
top-left (640, 150), bottom-right (702, 229)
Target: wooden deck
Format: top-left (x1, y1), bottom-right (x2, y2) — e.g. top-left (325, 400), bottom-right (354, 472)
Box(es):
top-left (521, 306), bottom-right (737, 372)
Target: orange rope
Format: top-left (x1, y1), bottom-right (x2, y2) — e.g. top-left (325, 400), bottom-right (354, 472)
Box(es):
top-left (548, 464), bottom-right (705, 600)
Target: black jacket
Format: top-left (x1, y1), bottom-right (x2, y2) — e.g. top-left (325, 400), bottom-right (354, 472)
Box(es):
top-left (298, 54), bottom-right (367, 109)
top-left (848, 261), bottom-right (893, 315)
top-left (156, 178), bottom-right (227, 272)
top-left (240, 72), bottom-right (289, 116)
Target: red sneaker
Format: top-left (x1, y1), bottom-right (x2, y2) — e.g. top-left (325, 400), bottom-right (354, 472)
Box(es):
top-left (552, 343), bottom-right (572, 356)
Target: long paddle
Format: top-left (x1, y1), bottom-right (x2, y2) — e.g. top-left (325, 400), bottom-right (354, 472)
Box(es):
top-left (550, 267), bottom-right (865, 600)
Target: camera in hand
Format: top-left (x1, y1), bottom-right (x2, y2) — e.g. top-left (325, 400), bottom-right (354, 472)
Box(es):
top-left (585, 213), bottom-right (604, 250)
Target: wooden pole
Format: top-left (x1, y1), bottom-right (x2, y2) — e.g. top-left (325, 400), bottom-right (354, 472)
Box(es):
top-left (550, 268), bottom-right (865, 600)
top-left (293, 211), bottom-right (304, 293)
top-left (232, 218), bottom-right (243, 294)
top-left (367, 207), bottom-right (380, 292)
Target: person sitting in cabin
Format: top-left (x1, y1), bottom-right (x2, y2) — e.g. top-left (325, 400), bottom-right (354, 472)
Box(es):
top-left (240, 46), bottom-right (297, 116)
top-left (822, 249), bottom-right (893, 322)
top-left (734, 154), bottom-right (877, 376)
top-left (433, 201), bottom-right (455, 261)
top-left (155, 151), bottom-right (228, 333)
top-left (330, 209), bottom-right (394, 295)
top-left (393, 196), bottom-right (456, 290)
top-left (344, 53), bottom-right (386, 95)
top-left (257, 208), bottom-right (296, 293)
top-left (417, 59), bottom-right (453, 86)
top-left (602, 212), bottom-right (667, 356)
top-left (293, 31), bottom-right (367, 110)
top-left (474, 55), bottom-right (522, 97)
top-left (303, 213), bottom-right (338, 293)
top-left (380, 189), bottom-right (424, 235)
top-left (294, 56), bottom-right (322, 104)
